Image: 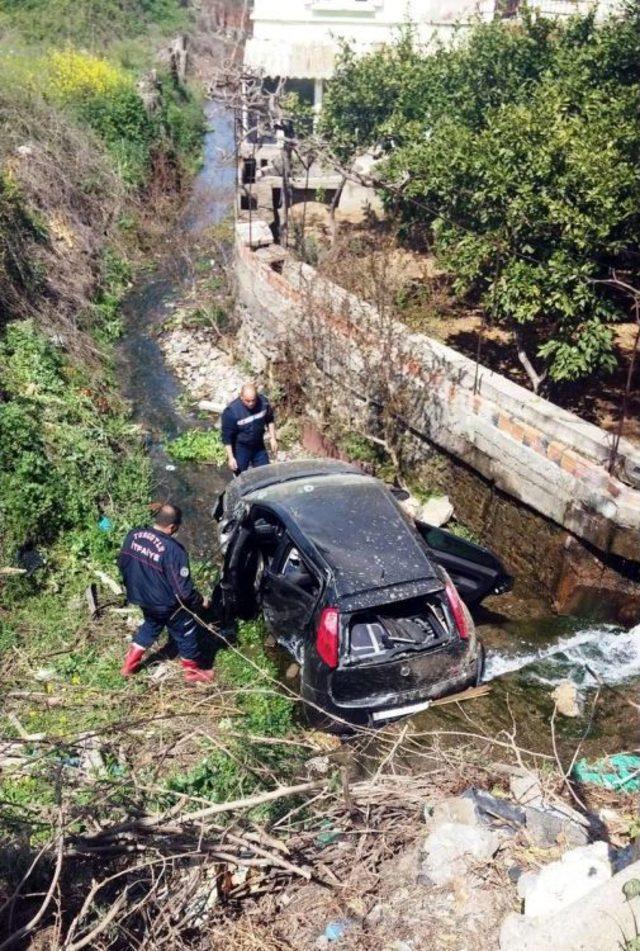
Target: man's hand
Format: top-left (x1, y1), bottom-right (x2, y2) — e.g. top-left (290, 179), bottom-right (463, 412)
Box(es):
top-left (228, 455), bottom-right (237, 472)
top-left (270, 437), bottom-right (278, 457)
top-left (202, 596), bottom-right (211, 610)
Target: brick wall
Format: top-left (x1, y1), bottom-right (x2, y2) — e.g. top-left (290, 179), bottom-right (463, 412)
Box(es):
top-left (235, 230), bottom-right (640, 568)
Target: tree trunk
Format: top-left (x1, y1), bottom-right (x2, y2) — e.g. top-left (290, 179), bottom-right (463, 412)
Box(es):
top-left (515, 330), bottom-right (546, 394)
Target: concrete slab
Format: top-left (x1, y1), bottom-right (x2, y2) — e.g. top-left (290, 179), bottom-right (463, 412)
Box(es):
top-left (500, 858), bottom-right (640, 950)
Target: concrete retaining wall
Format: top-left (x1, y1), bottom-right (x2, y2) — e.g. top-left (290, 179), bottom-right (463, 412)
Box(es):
top-left (235, 227), bottom-right (640, 565)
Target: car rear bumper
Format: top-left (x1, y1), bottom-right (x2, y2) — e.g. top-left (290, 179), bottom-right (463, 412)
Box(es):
top-left (307, 645), bottom-right (483, 727)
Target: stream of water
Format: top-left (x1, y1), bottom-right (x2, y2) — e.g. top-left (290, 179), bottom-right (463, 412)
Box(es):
top-left (117, 102), bottom-right (640, 757)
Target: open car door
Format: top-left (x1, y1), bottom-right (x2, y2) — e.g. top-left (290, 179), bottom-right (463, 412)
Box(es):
top-left (416, 521), bottom-right (513, 606)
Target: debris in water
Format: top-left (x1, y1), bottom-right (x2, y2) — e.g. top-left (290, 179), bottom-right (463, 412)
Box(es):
top-left (165, 463), bottom-right (176, 471)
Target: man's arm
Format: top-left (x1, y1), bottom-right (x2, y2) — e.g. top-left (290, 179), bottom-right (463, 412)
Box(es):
top-left (220, 408), bottom-right (237, 472)
top-left (265, 402), bottom-right (277, 456)
top-left (165, 546), bottom-right (205, 612)
top-left (267, 421), bottom-right (278, 456)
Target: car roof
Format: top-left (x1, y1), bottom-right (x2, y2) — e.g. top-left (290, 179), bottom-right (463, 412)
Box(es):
top-left (232, 459), bottom-right (362, 496)
top-left (245, 468), bottom-right (439, 599)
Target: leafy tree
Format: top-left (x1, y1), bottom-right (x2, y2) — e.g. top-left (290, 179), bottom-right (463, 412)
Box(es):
top-left (320, 9), bottom-right (640, 388)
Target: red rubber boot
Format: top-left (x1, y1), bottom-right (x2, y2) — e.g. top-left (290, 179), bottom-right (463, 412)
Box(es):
top-left (181, 658), bottom-right (215, 684)
top-left (121, 644), bottom-right (146, 677)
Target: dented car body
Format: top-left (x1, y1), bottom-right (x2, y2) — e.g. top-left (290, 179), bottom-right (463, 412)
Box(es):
top-left (213, 460), bottom-right (512, 729)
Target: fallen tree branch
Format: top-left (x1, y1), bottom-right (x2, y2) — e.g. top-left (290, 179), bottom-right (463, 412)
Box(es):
top-left (82, 779), bottom-right (327, 843)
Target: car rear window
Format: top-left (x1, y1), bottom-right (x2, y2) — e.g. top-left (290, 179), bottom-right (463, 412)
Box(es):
top-left (262, 477), bottom-right (438, 598)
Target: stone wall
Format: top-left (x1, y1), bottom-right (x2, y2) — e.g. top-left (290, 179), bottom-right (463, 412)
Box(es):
top-left (235, 226), bottom-right (640, 612)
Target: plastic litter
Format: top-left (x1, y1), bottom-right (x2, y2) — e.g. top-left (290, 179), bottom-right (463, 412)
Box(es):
top-left (165, 464), bottom-right (177, 471)
top-left (98, 516), bottom-right (114, 533)
top-left (323, 919), bottom-right (353, 942)
top-left (315, 828), bottom-right (341, 847)
top-left (572, 754), bottom-right (640, 792)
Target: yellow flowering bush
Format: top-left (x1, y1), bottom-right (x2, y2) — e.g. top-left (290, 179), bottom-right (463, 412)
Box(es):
top-left (46, 49), bottom-right (131, 104)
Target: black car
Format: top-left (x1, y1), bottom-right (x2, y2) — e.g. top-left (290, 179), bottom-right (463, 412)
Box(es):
top-left (213, 460), bottom-right (512, 729)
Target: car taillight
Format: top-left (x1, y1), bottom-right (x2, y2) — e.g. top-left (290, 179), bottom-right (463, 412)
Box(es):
top-left (444, 580), bottom-right (469, 640)
top-left (316, 607), bottom-right (340, 668)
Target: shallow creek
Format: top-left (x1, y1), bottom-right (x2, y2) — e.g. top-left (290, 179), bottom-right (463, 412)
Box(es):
top-left (118, 102), bottom-right (640, 760)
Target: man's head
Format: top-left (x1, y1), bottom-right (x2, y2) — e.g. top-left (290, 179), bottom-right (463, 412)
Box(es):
top-left (153, 502), bottom-right (183, 536)
top-left (240, 383), bottom-right (258, 410)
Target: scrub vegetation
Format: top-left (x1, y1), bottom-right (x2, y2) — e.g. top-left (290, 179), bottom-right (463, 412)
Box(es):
top-left (0, 9), bottom-right (315, 942)
top-left (166, 427), bottom-right (227, 464)
top-left (0, 0), bottom-right (209, 902)
top-left (320, 5), bottom-right (640, 390)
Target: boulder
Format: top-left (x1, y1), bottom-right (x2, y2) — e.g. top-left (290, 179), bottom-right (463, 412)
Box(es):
top-left (421, 822), bottom-right (501, 886)
top-left (198, 399), bottom-right (225, 414)
top-left (425, 795), bottom-right (479, 828)
top-left (525, 805), bottom-right (589, 849)
top-left (500, 858), bottom-right (640, 950)
top-left (420, 495), bottom-right (454, 527)
top-left (517, 842), bottom-right (611, 918)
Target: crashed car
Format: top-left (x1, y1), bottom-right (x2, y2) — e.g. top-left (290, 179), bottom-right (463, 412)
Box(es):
top-left (213, 460), bottom-right (512, 729)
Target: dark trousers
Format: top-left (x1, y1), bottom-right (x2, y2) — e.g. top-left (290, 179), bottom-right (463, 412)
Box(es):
top-left (235, 444), bottom-right (269, 474)
top-left (134, 607), bottom-right (201, 661)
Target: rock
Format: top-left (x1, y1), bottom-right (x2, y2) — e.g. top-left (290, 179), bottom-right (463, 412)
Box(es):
top-left (364, 903), bottom-right (383, 927)
top-left (306, 755), bottom-right (330, 776)
top-left (426, 795), bottom-right (479, 828)
top-left (510, 770), bottom-right (544, 807)
top-left (398, 496), bottom-right (422, 520)
top-left (420, 495), bottom-right (454, 526)
top-left (552, 680), bottom-right (581, 717)
top-left (285, 662), bottom-right (299, 680)
top-left (500, 858), bottom-right (640, 951)
top-left (421, 822), bottom-right (501, 886)
top-left (525, 805), bottom-right (589, 849)
top-left (517, 842), bottom-right (611, 918)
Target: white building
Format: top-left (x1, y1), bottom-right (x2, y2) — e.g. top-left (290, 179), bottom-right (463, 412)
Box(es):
top-left (244, 0), bottom-right (613, 114)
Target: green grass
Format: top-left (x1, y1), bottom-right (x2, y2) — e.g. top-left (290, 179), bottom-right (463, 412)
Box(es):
top-left (0, 0), bottom-right (191, 51)
top-left (166, 428), bottom-right (226, 465)
top-left (159, 619), bottom-right (301, 820)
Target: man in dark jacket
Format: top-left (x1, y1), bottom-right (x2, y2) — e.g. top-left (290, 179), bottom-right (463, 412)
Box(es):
top-left (221, 383), bottom-right (277, 475)
top-left (118, 503), bottom-right (214, 683)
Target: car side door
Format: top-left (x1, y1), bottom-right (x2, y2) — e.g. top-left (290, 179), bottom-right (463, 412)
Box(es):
top-left (415, 521), bottom-right (513, 605)
top-left (260, 537), bottom-right (322, 640)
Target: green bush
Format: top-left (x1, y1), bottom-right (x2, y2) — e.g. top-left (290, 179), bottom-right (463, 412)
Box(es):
top-left (166, 429), bottom-right (226, 465)
top-left (0, 0), bottom-right (190, 48)
top-left (321, 8), bottom-right (640, 386)
top-left (0, 320), bottom-right (150, 562)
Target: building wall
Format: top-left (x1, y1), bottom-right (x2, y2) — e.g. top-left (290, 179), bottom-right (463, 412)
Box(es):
top-left (250, 0), bottom-right (607, 51)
